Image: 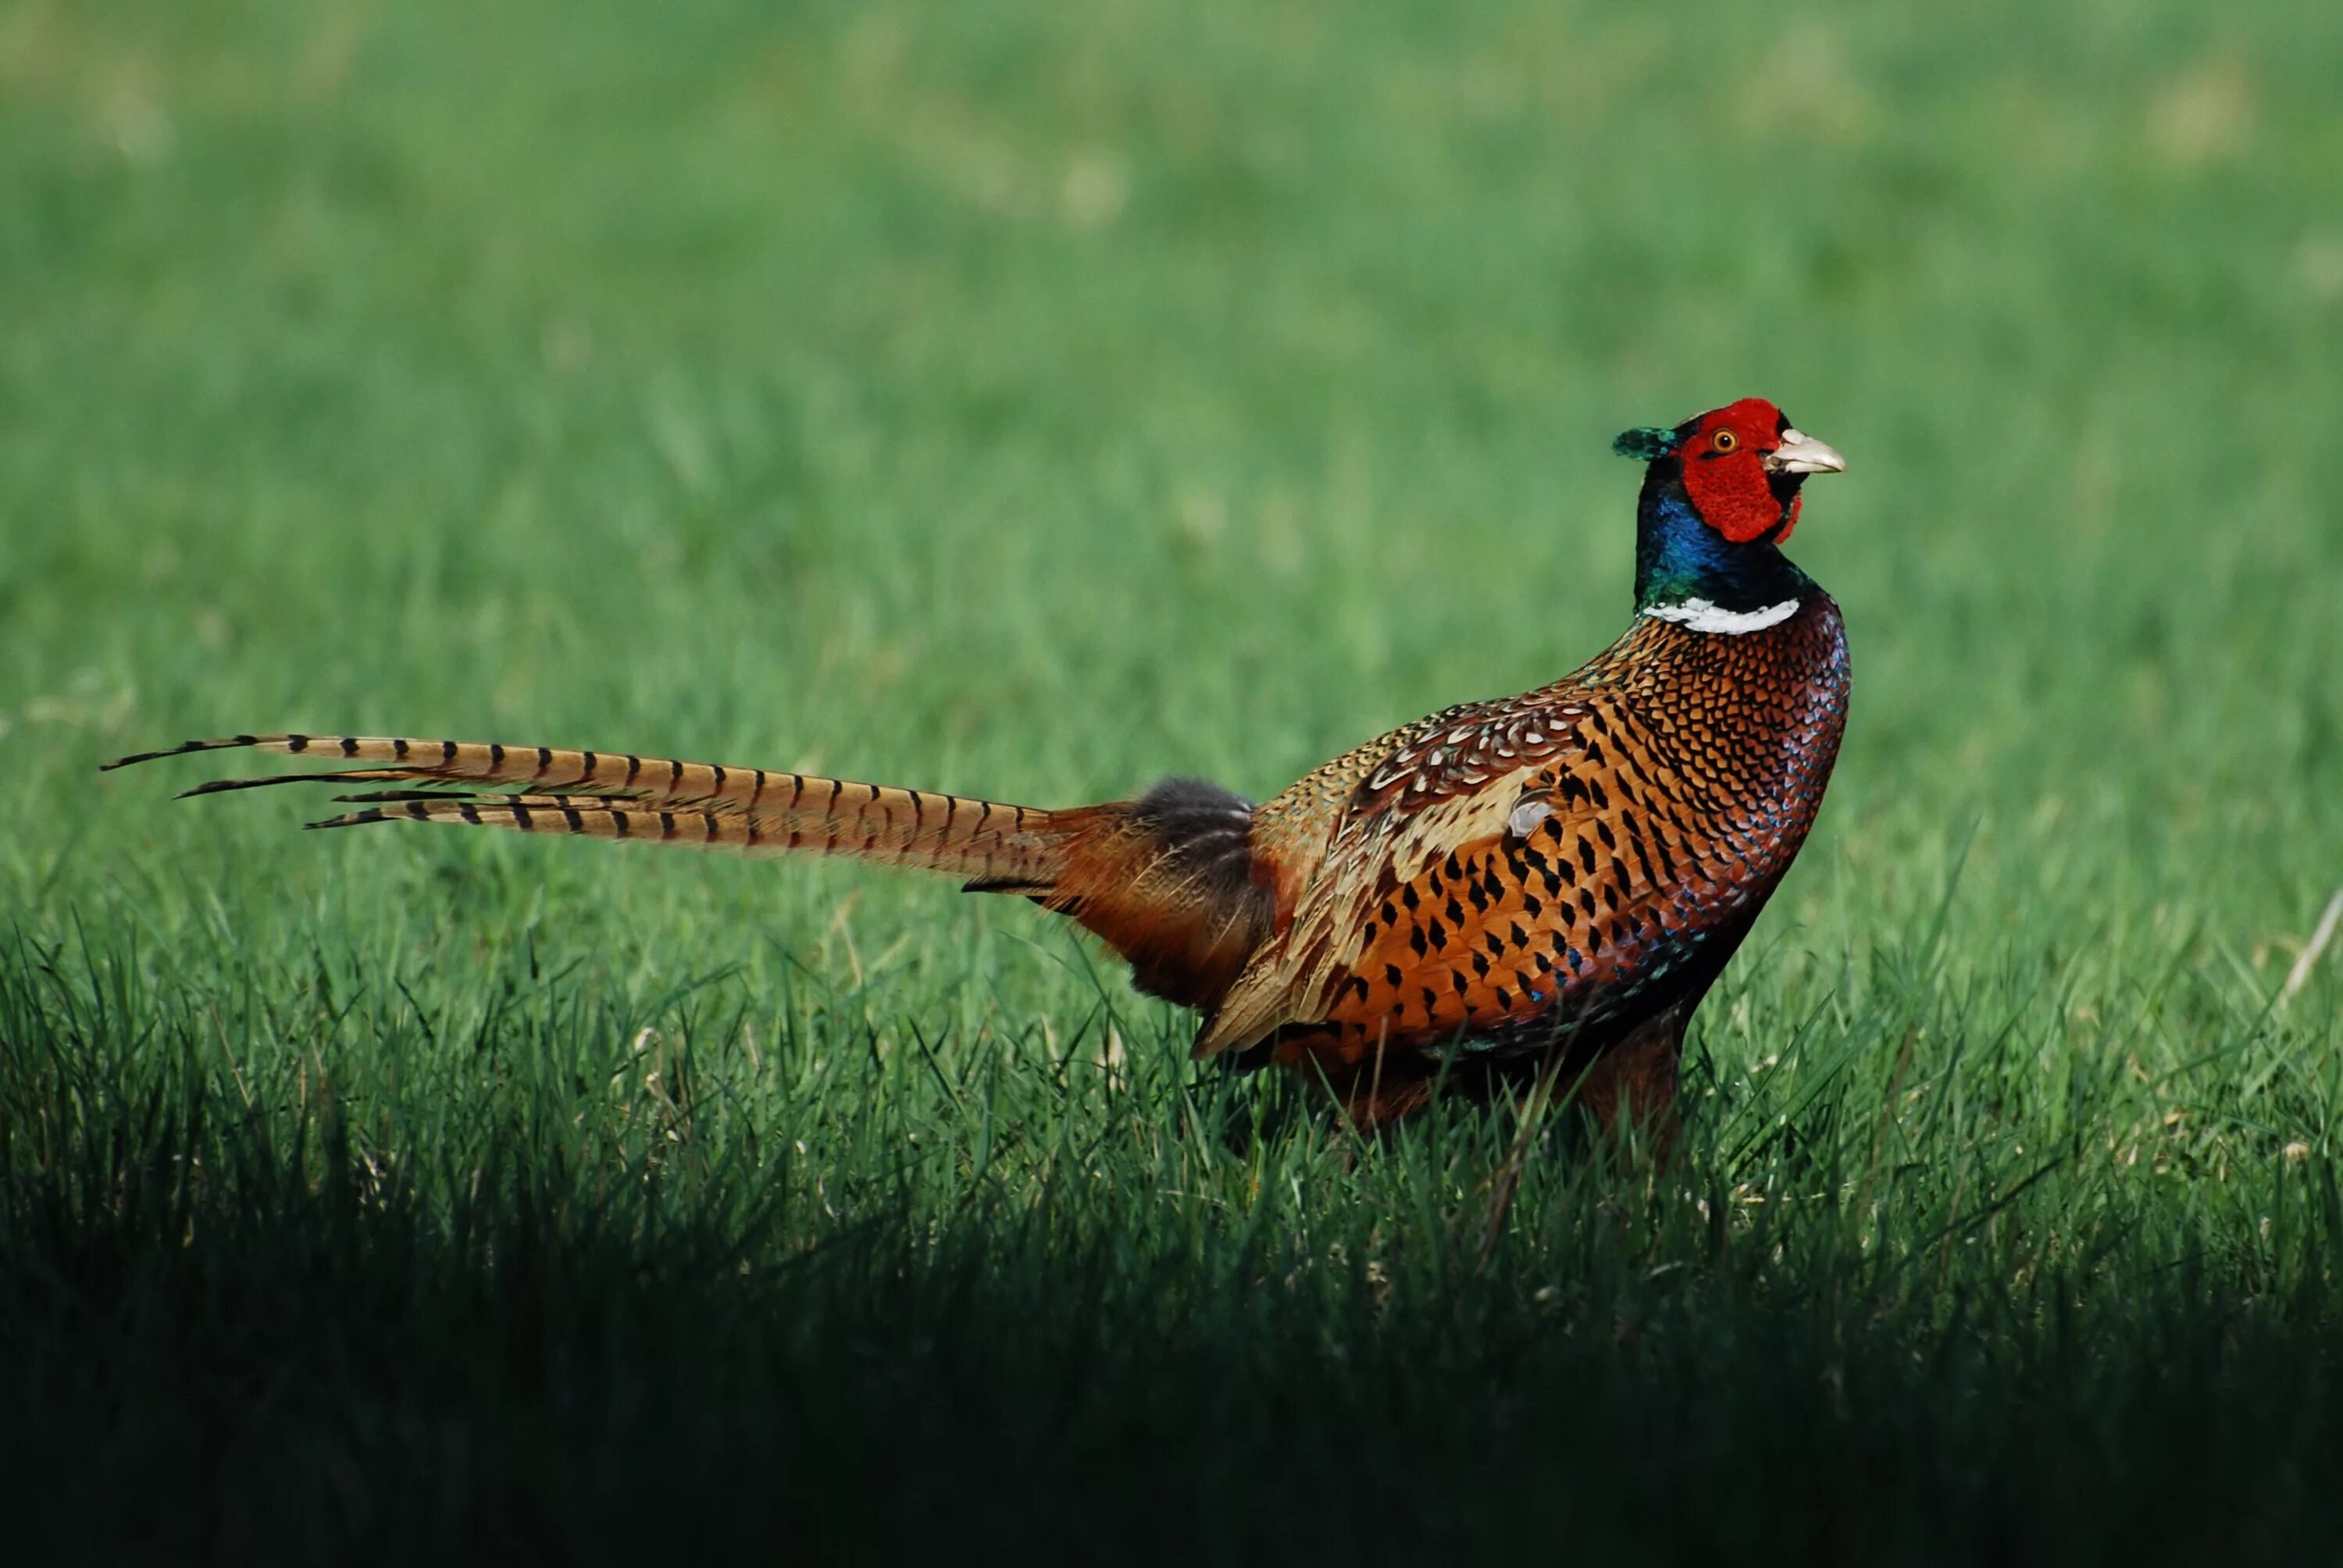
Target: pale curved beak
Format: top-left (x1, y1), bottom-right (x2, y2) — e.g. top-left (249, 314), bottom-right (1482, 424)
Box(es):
top-left (1768, 428), bottom-right (1846, 476)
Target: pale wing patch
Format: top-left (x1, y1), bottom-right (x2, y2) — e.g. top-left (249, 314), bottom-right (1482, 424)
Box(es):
top-left (1375, 767), bottom-right (1542, 886)
top-left (1505, 795), bottom-right (1553, 839)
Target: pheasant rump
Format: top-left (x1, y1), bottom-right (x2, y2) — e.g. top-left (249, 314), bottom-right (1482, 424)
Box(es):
top-left (109, 397), bottom-right (1850, 1142)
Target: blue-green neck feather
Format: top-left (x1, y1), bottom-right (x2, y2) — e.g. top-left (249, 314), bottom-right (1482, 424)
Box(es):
top-left (1633, 461), bottom-right (1811, 614)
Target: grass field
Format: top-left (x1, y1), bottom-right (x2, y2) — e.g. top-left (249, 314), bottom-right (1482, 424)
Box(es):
top-left (6, 0), bottom-right (2343, 1559)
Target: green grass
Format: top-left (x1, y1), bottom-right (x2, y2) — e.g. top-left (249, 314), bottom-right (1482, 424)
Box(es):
top-left (6, 0), bottom-right (2343, 1558)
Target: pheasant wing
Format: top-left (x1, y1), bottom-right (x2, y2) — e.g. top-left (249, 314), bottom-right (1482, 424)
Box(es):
top-left (1196, 689), bottom-right (1598, 1055)
top-left (1196, 679), bottom-right (1731, 1063)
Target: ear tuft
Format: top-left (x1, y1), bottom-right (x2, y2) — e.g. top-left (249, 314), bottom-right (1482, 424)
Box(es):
top-left (1612, 426), bottom-right (1680, 461)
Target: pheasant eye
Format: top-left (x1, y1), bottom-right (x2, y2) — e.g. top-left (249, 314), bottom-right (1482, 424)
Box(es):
top-left (1711, 429), bottom-right (1738, 454)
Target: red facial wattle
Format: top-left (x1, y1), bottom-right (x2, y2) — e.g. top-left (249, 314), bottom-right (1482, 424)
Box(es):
top-left (1678, 397), bottom-right (1797, 544)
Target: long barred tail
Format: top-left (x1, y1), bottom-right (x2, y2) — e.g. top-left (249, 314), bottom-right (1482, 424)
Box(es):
top-left (106, 732), bottom-right (1278, 1012)
top-left (101, 732), bottom-right (1076, 889)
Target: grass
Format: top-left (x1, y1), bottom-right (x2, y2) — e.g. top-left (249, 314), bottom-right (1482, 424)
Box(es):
top-left (5, 0), bottom-right (2343, 1558)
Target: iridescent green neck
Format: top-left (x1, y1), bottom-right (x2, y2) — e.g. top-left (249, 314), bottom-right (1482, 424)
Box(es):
top-left (1633, 464), bottom-right (1810, 615)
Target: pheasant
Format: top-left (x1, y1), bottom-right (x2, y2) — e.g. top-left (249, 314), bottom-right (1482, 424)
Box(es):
top-left (106, 397), bottom-right (1849, 1141)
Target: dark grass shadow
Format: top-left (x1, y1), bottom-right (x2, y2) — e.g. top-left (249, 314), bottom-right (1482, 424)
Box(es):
top-left (6, 934), bottom-right (2343, 1565)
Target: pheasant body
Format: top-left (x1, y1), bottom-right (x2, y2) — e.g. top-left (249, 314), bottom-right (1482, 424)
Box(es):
top-left (1221, 595), bottom-right (1849, 1121)
top-left (108, 397), bottom-right (1851, 1141)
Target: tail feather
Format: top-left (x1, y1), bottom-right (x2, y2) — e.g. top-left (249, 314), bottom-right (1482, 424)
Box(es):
top-left (109, 732), bottom-right (845, 811)
top-left (104, 733), bottom-right (1070, 886)
top-left (1044, 776), bottom-right (1273, 1007)
top-left (105, 735), bottom-right (1278, 1010)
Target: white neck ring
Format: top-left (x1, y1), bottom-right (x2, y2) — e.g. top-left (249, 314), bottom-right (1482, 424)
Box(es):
top-left (1642, 597), bottom-right (1802, 634)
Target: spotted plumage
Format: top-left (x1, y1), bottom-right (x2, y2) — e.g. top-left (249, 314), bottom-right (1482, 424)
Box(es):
top-left (106, 397), bottom-right (1849, 1147)
top-left (1217, 597), bottom-right (1848, 1124)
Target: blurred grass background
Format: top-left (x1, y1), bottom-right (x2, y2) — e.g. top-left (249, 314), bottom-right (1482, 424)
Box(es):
top-left (4, 0), bottom-right (2343, 1559)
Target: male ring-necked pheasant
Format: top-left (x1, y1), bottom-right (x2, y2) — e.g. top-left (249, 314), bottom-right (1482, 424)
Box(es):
top-left (108, 397), bottom-right (1849, 1141)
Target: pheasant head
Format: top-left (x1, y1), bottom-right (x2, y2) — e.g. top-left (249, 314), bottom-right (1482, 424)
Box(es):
top-left (1616, 397), bottom-right (1846, 628)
